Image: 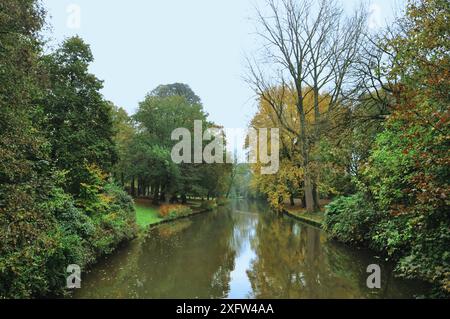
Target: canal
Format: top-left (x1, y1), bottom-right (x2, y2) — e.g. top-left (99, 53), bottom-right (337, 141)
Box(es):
top-left (74, 200), bottom-right (428, 298)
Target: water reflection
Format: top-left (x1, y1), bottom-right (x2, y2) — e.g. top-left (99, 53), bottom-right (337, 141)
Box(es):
top-left (74, 200), bottom-right (427, 299)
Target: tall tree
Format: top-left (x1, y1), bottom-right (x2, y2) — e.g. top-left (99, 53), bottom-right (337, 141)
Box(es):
top-left (42, 36), bottom-right (117, 195)
top-left (247, 0), bottom-right (367, 211)
top-left (150, 83), bottom-right (202, 105)
top-left (0, 0), bottom-right (63, 297)
top-left (111, 104), bottom-right (135, 186)
top-left (133, 91), bottom-right (198, 201)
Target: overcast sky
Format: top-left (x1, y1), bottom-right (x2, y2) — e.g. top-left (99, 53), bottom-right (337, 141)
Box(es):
top-left (43, 0), bottom-right (404, 129)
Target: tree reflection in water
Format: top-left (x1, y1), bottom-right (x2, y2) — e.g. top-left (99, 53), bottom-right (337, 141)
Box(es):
top-left (74, 200), bottom-right (428, 299)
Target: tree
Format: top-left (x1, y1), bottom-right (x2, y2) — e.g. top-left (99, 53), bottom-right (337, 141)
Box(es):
top-left (247, 0), bottom-right (367, 211)
top-left (324, 0), bottom-right (450, 295)
top-left (249, 84), bottom-right (343, 211)
top-left (131, 85), bottom-right (231, 203)
top-left (150, 83), bottom-right (202, 105)
top-left (0, 0), bottom-right (62, 297)
top-left (365, 0), bottom-right (449, 293)
top-left (1, 3), bottom-right (137, 297)
top-left (111, 104), bottom-right (135, 186)
top-left (42, 36), bottom-right (117, 195)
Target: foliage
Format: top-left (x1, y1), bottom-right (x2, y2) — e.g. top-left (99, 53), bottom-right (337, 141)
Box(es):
top-left (158, 204), bottom-right (193, 219)
top-left (41, 37), bottom-right (117, 195)
top-left (324, 0), bottom-right (450, 295)
top-left (111, 104), bottom-right (135, 186)
top-left (149, 83), bottom-right (202, 105)
top-left (0, 1), bottom-right (136, 298)
top-left (0, 0), bottom-right (63, 298)
top-left (324, 194), bottom-right (381, 244)
top-left (368, 0), bottom-right (449, 294)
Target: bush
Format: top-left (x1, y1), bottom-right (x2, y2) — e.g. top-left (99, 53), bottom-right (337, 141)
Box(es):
top-left (199, 200), bottom-right (217, 211)
top-left (76, 166), bottom-right (137, 256)
top-left (360, 119), bottom-right (450, 295)
top-left (158, 204), bottom-right (192, 220)
top-left (0, 184), bottom-right (88, 298)
top-left (0, 165), bottom-right (137, 298)
top-left (324, 193), bottom-right (450, 297)
top-left (324, 194), bottom-right (381, 245)
top-left (90, 182), bottom-right (137, 256)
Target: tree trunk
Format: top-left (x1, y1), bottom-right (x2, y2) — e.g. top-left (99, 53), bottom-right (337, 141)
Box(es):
top-left (301, 192), bottom-right (306, 208)
top-left (131, 176), bottom-right (135, 197)
top-left (137, 177), bottom-right (142, 197)
top-left (313, 180), bottom-right (320, 211)
top-left (152, 184), bottom-right (159, 204)
top-left (297, 96), bottom-right (315, 213)
top-left (304, 174), bottom-right (315, 213)
top-left (289, 193), bottom-right (295, 206)
top-left (159, 184), bottom-right (166, 202)
top-left (169, 194), bottom-right (178, 203)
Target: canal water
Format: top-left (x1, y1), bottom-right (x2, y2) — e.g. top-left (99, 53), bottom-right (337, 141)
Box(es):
top-left (74, 200), bottom-right (428, 298)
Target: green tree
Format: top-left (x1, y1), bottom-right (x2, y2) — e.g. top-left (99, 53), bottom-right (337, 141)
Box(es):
top-left (111, 104), bottom-right (136, 186)
top-left (150, 83), bottom-right (202, 105)
top-left (42, 36), bottom-right (117, 195)
top-left (324, 0), bottom-right (450, 296)
top-left (0, 0), bottom-right (62, 297)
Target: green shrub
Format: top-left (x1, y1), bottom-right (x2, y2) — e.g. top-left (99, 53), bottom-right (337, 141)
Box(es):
top-left (359, 119), bottom-right (450, 295)
top-left (324, 194), bottom-right (381, 244)
top-left (0, 167), bottom-right (137, 298)
top-left (324, 193), bottom-right (450, 297)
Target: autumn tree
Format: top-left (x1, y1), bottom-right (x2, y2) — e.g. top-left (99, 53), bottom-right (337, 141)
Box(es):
top-left (249, 85), bottom-right (332, 211)
top-left (324, 0), bottom-right (450, 295)
top-left (247, 0), bottom-right (367, 211)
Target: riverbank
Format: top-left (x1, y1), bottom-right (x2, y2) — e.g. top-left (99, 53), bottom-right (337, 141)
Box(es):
top-left (282, 199), bottom-right (328, 228)
top-left (283, 208), bottom-right (324, 228)
top-left (133, 198), bottom-right (215, 231)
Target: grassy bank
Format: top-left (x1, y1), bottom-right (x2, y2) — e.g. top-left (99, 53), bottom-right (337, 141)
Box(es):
top-left (283, 208), bottom-right (324, 228)
top-left (135, 204), bottom-right (162, 228)
top-left (282, 199), bottom-right (328, 228)
top-left (133, 198), bottom-right (216, 230)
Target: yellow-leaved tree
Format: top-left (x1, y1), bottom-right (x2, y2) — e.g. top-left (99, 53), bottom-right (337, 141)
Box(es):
top-left (248, 85), bottom-right (333, 211)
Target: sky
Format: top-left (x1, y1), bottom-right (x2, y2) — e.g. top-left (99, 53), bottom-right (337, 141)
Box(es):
top-left (42, 0), bottom-right (404, 130)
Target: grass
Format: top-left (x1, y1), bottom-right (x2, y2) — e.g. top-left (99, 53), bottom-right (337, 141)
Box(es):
top-left (135, 204), bottom-right (162, 228)
top-left (133, 198), bottom-right (217, 229)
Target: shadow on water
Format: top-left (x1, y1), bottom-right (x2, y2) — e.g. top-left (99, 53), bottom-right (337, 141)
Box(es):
top-left (74, 200), bottom-right (429, 299)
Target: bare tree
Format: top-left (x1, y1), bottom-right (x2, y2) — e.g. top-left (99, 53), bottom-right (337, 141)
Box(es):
top-left (349, 14), bottom-right (409, 121)
top-left (246, 0), bottom-right (367, 212)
